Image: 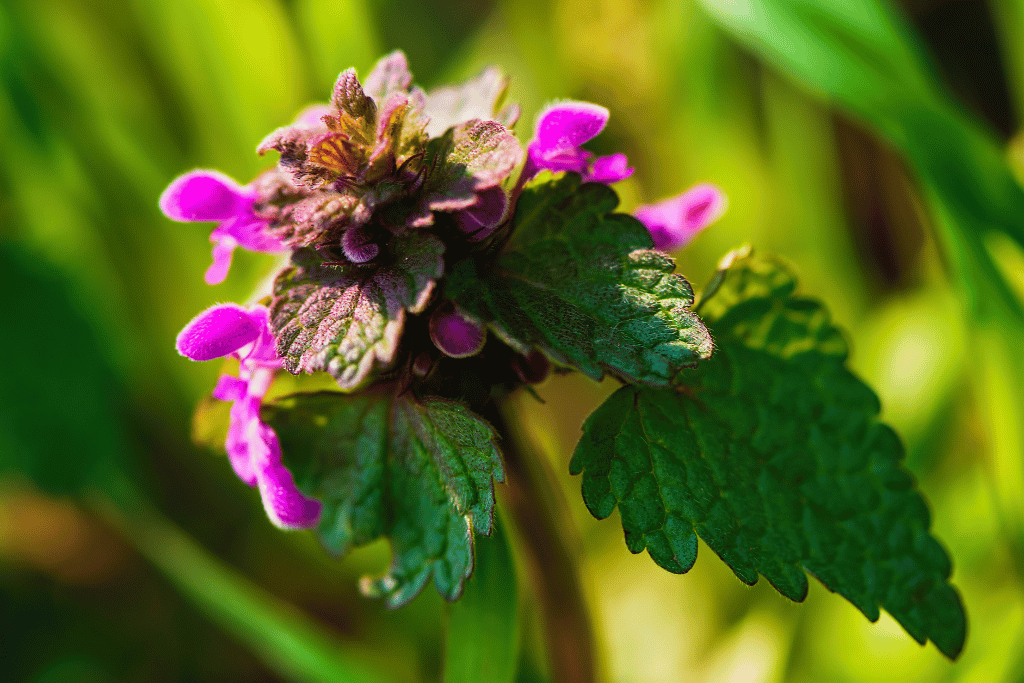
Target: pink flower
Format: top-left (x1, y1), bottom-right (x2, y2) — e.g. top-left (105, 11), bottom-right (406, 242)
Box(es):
top-left (160, 170), bottom-right (286, 285)
top-left (634, 183), bottom-right (727, 250)
top-left (525, 101), bottom-right (634, 184)
top-left (176, 304), bottom-right (322, 530)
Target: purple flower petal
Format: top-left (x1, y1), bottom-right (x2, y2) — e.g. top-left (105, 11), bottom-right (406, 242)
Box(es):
top-left (531, 101), bottom-right (609, 156)
top-left (430, 305), bottom-right (486, 358)
top-left (205, 235), bottom-right (237, 285)
top-left (159, 170), bottom-right (251, 222)
top-left (583, 153), bottom-right (634, 184)
top-left (252, 423), bottom-right (322, 530)
top-left (634, 183), bottom-right (727, 251)
top-left (176, 303), bottom-right (262, 361)
top-left (225, 396), bottom-right (260, 486)
top-left (214, 215), bottom-right (285, 254)
top-left (212, 374), bottom-right (247, 401)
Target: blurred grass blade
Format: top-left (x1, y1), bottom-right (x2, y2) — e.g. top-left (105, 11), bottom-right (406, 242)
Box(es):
top-left (444, 514), bottom-right (520, 683)
top-left (98, 482), bottom-right (398, 683)
top-left (698, 0), bottom-right (1024, 321)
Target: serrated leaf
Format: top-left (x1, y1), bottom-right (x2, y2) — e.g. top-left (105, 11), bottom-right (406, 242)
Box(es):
top-left (270, 232), bottom-right (444, 390)
top-left (422, 120), bottom-right (523, 213)
top-left (570, 251), bottom-right (966, 659)
top-left (446, 173), bottom-right (713, 385)
top-left (265, 391), bottom-right (505, 607)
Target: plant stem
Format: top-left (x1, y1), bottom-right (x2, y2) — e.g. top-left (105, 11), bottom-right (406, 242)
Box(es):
top-left (487, 401), bottom-right (597, 683)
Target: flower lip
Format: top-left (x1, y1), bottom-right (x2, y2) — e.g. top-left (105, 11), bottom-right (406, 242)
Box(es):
top-left (634, 183), bottom-right (727, 251)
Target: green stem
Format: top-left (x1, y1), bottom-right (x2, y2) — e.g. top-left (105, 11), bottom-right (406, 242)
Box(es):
top-left (489, 402), bottom-right (597, 683)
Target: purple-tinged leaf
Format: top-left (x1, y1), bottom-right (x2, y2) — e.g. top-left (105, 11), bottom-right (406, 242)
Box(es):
top-left (422, 121), bottom-right (523, 215)
top-left (424, 66), bottom-right (519, 138)
top-left (270, 232), bottom-right (444, 389)
top-left (363, 50), bottom-right (414, 104)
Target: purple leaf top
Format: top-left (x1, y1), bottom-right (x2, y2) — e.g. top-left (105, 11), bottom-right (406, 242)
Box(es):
top-left (634, 183), bottom-right (727, 251)
top-left (160, 170), bottom-right (286, 284)
top-left (526, 101), bottom-right (633, 184)
top-left (423, 66), bottom-right (520, 138)
top-left (177, 303), bottom-right (321, 530)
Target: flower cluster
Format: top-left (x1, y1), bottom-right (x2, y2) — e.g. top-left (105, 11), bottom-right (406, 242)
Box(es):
top-left (163, 51), bottom-right (725, 529)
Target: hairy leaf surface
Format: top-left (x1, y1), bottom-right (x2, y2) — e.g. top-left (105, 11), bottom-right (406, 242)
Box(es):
top-left (270, 232), bottom-right (444, 389)
top-left (570, 251), bottom-right (966, 658)
top-left (265, 391), bottom-right (504, 606)
top-left (446, 174), bottom-right (713, 385)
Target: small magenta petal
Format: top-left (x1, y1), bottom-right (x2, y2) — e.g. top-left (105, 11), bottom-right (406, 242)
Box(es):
top-left (430, 305), bottom-right (486, 358)
top-left (225, 398), bottom-right (259, 486)
top-left (634, 183), bottom-right (727, 251)
top-left (216, 216), bottom-right (284, 254)
top-left (533, 101), bottom-right (609, 153)
top-left (584, 153), bottom-right (634, 184)
top-left (212, 374), bottom-right (247, 401)
top-left (176, 303), bottom-right (262, 361)
top-left (253, 424), bottom-right (322, 530)
top-left (205, 235), bottom-right (237, 285)
top-left (159, 170), bottom-right (249, 222)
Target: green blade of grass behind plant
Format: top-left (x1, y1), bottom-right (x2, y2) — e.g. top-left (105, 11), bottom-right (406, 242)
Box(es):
top-left (698, 0), bottom-right (1024, 323)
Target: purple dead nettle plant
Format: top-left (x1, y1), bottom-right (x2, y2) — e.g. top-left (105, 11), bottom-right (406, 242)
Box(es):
top-left (162, 51), bottom-right (721, 533)
top-left (161, 50), bottom-right (968, 662)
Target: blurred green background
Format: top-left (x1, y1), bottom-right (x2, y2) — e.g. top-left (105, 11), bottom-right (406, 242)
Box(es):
top-left (3, 0), bottom-right (1024, 680)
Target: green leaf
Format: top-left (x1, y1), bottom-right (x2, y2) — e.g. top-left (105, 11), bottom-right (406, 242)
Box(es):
top-left (698, 0), bottom-right (1024, 325)
top-left (446, 173), bottom-right (713, 385)
top-left (265, 391), bottom-right (505, 607)
top-left (422, 120), bottom-right (523, 213)
top-left (570, 251), bottom-right (966, 659)
top-left (443, 514), bottom-right (520, 683)
top-left (270, 231), bottom-right (444, 390)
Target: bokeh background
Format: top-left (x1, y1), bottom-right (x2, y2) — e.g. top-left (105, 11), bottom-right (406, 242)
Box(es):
top-left (3, 0), bottom-right (1024, 681)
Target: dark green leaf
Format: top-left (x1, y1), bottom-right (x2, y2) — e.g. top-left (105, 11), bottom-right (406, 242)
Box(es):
top-left (270, 231), bottom-right (444, 390)
top-left (570, 251), bottom-right (966, 659)
top-left (265, 391), bottom-right (505, 606)
top-left (444, 514), bottom-right (520, 683)
top-left (446, 173), bottom-right (713, 385)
